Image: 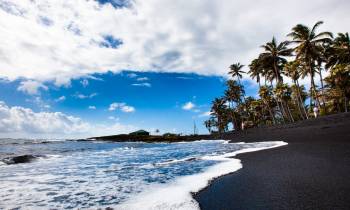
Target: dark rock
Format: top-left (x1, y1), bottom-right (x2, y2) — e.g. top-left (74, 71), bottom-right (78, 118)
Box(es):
top-left (2, 155), bottom-right (37, 165)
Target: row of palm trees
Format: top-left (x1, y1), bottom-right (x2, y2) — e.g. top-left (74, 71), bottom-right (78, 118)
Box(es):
top-left (205, 21), bottom-right (350, 134)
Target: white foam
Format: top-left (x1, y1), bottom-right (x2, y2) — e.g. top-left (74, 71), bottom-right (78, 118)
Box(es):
top-left (155, 156), bottom-right (198, 166)
top-left (116, 141), bottom-right (288, 210)
top-left (177, 139), bottom-right (229, 144)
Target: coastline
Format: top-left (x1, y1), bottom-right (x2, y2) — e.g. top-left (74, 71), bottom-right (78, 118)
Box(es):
top-left (195, 112), bottom-right (350, 210)
top-left (89, 134), bottom-right (217, 143)
top-left (115, 141), bottom-right (287, 210)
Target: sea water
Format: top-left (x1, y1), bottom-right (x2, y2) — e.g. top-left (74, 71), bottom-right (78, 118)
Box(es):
top-left (0, 139), bottom-right (287, 209)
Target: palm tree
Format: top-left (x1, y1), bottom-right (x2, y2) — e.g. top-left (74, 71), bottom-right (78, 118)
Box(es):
top-left (229, 63), bottom-right (245, 86)
top-left (248, 59), bottom-right (262, 88)
top-left (249, 99), bottom-right (265, 125)
top-left (259, 38), bottom-right (292, 120)
top-left (274, 83), bottom-right (294, 122)
top-left (291, 84), bottom-right (309, 119)
top-left (259, 85), bottom-right (276, 124)
top-left (260, 37), bottom-right (293, 84)
top-left (324, 64), bottom-right (350, 112)
top-left (284, 61), bottom-right (308, 119)
top-left (225, 80), bottom-right (244, 130)
top-left (326, 32), bottom-right (350, 68)
top-left (204, 117), bottom-right (216, 134)
top-left (210, 97), bottom-right (228, 134)
top-left (242, 96), bottom-right (258, 125)
top-left (288, 21), bottom-right (333, 111)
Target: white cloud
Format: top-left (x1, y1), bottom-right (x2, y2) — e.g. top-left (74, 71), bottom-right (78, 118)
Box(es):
top-left (55, 96), bottom-right (66, 102)
top-left (26, 96), bottom-right (50, 110)
top-left (120, 105), bottom-right (135, 113)
top-left (17, 80), bottom-right (48, 95)
top-left (0, 0), bottom-right (348, 85)
top-left (136, 77), bottom-right (149, 81)
top-left (73, 92), bottom-right (97, 99)
top-left (0, 101), bottom-right (136, 138)
top-left (109, 102), bottom-right (135, 113)
top-left (88, 105), bottom-right (96, 110)
top-left (182, 102), bottom-right (195, 111)
top-left (199, 111), bottom-right (212, 117)
top-left (108, 116), bottom-right (119, 121)
top-left (43, 104), bottom-right (51, 109)
top-left (131, 82), bottom-right (151, 87)
top-left (127, 73), bottom-right (138, 78)
top-left (108, 103), bottom-right (119, 111)
top-left (80, 79), bottom-right (89, 87)
top-left (91, 122), bottom-right (137, 137)
top-left (176, 76), bottom-right (193, 80)
top-left (0, 100), bottom-right (89, 137)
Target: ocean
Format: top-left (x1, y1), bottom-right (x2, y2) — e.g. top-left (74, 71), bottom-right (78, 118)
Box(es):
top-left (0, 139), bottom-right (286, 209)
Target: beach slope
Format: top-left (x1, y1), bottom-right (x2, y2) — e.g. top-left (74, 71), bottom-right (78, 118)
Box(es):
top-left (195, 113), bottom-right (350, 210)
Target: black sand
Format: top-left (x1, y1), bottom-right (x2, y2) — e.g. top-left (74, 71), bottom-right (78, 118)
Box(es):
top-left (195, 113), bottom-right (350, 210)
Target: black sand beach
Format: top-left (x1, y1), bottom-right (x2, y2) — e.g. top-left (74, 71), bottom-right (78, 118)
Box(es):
top-left (195, 113), bottom-right (350, 210)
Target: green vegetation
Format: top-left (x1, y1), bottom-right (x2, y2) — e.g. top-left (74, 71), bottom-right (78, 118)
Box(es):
top-left (205, 21), bottom-right (350, 133)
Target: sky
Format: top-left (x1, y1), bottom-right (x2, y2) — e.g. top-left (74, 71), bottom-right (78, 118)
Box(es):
top-left (0, 0), bottom-right (349, 138)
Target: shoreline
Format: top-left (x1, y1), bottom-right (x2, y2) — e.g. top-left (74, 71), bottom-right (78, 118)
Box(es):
top-left (194, 112), bottom-right (350, 210)
top-left (115, 141), bottom-right (287, 210)
top-left (89, 134), bottom-right (218, 143)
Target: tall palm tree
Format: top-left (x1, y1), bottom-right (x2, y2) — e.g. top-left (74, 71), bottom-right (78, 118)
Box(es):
top-left (260, 37), bottom-right (293, 84)
top-left (259, 85), bottom-right (276, 124)
top-left (204, 117), bottom-right (216, 134)
top-left (326, 32), bottom-right (350, 69)
top-left (324, 64), bottom-right (350, 112)
top-left (229, 63), bottom-right (245, 86)
top-left (210, 97), bottom-right (227, 134)
top-left (284, 61), bottom-right (308, 119)
top-left (259, 38), bottom-right (292, 119)
top-left (248, 59), bottom-right (262, 88)
top-left (249, 99), bottom-right (265, 125)
top-left (274, 83), bottom-right (295, 122)
top-left (225, 80), bottom-right (244, 130)
top-left (288, 21), bottom-right (333, 111)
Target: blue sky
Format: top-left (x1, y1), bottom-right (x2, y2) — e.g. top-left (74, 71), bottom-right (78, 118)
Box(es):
top-left (0, 0), bottom-right (348, 138)
top-left (0, 71), bottom-right (258, 137)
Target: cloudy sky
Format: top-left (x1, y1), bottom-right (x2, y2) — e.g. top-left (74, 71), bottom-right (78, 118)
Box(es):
top-left (0, 0), bottom-right (349, 138)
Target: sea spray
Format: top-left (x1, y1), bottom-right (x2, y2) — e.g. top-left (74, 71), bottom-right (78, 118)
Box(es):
top-left (0, 139), bottom-right (287, 209)
top-left (118, 141), bottom-right (288, 210)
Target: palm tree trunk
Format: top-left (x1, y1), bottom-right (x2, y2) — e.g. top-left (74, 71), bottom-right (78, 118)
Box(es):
top-left (295, 97), bottom-right (304, 120)
top-left (293, 81), bottom-right (305, 120)
top-left (217, 114), bottom-right (222, 134)
top-left (309, 85), bottom-right (313, 112)
top-left (318, 67), bottom-right (327, 113)
top-left (229, 102), bottom-right (239, 131)
top-left (286, 102), bottom-right (294, 122)
top-left (308, 58), bottom-right (321, 111)
top-left (308, 59), bottom-right (315, 112)
top-left (274, 61), bottom-right (281, 84)
top-left (278, 99), bottom-right (288, 123)
top-left (265, 100), bottom-right (276, 125)
top-left (311, 76), bottom-right (321, 110)
top-left (296, 80), bottom-right (308, 119)
top-left (282, 100), bottom-right (292, 122)
top-left (238, 77), bottom-right (246, 105)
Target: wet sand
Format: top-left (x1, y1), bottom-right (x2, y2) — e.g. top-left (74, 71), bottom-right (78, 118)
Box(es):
top-left (195, 113), bottom-right (350, 210)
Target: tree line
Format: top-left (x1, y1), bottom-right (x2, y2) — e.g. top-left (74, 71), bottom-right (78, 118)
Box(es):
top-left (205, 21), bottom-right (350, 134)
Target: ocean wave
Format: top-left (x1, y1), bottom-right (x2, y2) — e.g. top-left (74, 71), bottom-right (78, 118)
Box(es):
top-left (0, 140), bottom-right (287, 209)
top-left (154, 157), bottom-right (199, 166)
top-left (116, 141), bottom-right (288, 210)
